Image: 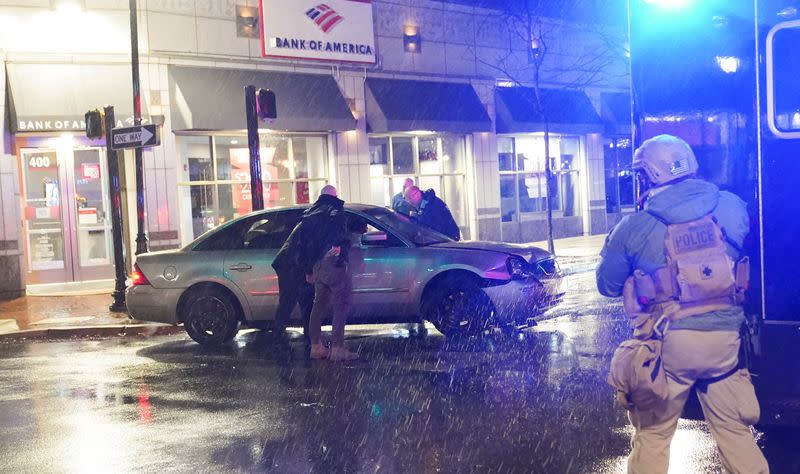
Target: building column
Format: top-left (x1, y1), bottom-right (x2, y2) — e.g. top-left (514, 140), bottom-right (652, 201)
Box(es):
top-left (471, 81), bottom-right (502, 242)
top-left (333, 72), bottom-right (370, 203)
top-left (140, 61), bottom-right (180, 253)
top-left (0, 55), bottom-right (25, 299)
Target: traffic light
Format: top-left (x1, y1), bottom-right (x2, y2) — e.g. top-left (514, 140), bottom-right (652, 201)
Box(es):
top-left (256, 88), bottom-right (277, 120)
top-left (85, 109), bottom-right (104, 138)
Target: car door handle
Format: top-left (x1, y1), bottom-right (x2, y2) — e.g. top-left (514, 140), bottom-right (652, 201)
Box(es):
top-left (228, 263), bottom-right (252, 272)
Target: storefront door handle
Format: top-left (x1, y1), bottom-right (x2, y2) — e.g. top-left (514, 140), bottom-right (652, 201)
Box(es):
top-left (228, 263), bottom-right (252, 272)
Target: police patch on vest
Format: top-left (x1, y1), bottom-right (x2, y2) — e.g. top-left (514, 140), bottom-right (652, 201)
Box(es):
top-left (700, 264), bottom-right (714, 279)
top-left (672, 222), bottom-right (717, 254)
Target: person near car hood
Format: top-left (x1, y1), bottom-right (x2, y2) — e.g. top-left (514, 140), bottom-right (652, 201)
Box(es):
top-left (403, 186), bottom-right (461, 241)
top-left (391, 178), bottom-right (415, 215)
top-left (596, 134), bottom-right (767, 474)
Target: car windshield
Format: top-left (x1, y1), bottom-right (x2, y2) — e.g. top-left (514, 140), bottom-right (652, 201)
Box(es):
top-left (361, 207), bottom-right (452, 246)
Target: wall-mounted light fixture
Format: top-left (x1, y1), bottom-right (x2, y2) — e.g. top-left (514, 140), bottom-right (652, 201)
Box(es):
top-left (528, 35), bottom-right (542, 63)
top-left (403, 24), bottom-right (421, 53)
top-left (50, 0), bottom-right (85, 12)
top-left (236, 5), bottom-right (260, 39)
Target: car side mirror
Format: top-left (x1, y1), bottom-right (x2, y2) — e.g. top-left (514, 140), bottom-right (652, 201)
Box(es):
top-left (361, 231), bottom-right (388, 246)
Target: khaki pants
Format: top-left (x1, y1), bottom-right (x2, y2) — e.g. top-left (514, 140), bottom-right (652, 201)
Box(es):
top-left (627, 330), bottom-right (768, 474)
top-left (308, 256), bottom-right (352, 347)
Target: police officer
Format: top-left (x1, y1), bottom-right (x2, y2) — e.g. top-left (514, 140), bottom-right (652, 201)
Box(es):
top-left (597, 135), bottom-right (768, 473)
top-left (403, 186), bottom-right (461, 241)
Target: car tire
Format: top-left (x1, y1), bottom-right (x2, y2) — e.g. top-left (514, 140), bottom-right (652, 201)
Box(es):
top-left (182, 289), bottom-right (241, 346)
top-left (424, 278), bottom-right (495, 337)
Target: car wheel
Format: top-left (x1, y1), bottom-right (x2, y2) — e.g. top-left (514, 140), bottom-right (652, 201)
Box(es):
top-left (424, 279), bottom-right (495, 337)
top-left (182, 289), bottom-right (240, 346)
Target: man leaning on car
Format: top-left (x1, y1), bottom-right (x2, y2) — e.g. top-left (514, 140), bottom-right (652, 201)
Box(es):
top-left (302, 185), bottom-right (360, 361)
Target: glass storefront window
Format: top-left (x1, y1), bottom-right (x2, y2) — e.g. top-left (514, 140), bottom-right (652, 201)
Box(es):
top-left (604, 137), bottom-right (634, 213)
top-left (441, 135), bottom-right (466, 174)
top-left (498, 134), bottom-right (583, 222)
top-left (368, 133), bottom-right (471, 239)
top-left (498, 137), bottom-right (516, 172)
top-left (179, 133), bottom-right (329, 241)
top-left (293, 137), bottom-right (328, 179)
top-left (392, 137), bottom-right (415, 175)
top-left (418, 136), bottom-right (440, 174)
top-left (369, 137), bottom-right (390, 175)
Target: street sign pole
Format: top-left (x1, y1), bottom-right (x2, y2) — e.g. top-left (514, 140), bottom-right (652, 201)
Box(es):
top-left (104, 106), bottom-right (128, 312)
top-left (130, 0), bottom-right (148, 255)
top-left (245, 85), bottom-right (264, 211)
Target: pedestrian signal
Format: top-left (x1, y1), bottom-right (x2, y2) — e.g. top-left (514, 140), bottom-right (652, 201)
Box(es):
top-left (256, 89), bottom-right (277, 121)
top-left (85, 109), bottom-right (104, 138)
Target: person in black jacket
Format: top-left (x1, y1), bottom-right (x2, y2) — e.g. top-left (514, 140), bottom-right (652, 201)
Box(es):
top-left (302, 185), bottom-right (359, 361)
top-left (271, 217), bottom-right (314, 340)
top-left (403, 186), bottom-right (461, 241)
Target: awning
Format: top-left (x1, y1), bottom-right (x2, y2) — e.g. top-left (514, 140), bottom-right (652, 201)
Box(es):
top-left (168, 66), bottom-right (355, 132)
top-left (601, 92), bottom-right (632, 135)
top-left (495, 87), bottom-right (603, 134)
top-left (6, 63), bottom-right (136, 133)
top-left (365, 78), bottom-right (492, 133)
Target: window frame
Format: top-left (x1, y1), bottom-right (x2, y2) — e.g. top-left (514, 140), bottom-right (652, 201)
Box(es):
top-left (177, 132), bottom-right (330, 242)
top-left (766, 20), bottom-right (800, 138)
top-left (498, 134), bottom-right (585, 223)
top-left (367, 133), bottom-right (469, 237)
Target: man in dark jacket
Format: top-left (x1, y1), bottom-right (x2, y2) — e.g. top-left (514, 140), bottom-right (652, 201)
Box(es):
top-left (300, 185), bottom-right (359, 361)
top-left (403, 186), bottom-right (461, 241)
top-left (270, 186), bottom-right (350, 338)
top-left (271, 218), bottom-right (314, 339)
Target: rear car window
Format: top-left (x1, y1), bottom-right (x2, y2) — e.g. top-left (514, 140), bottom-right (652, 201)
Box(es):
top-left (244, 212), bottom-right (303, 249)
top-left (192, 210), bottom-right (302, 251)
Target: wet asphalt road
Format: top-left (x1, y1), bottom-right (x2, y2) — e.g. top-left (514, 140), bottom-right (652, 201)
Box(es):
top-left (2, 271), bottom-right (800, 473)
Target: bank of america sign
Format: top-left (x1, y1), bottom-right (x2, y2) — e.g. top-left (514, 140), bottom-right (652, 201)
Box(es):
top-left (261, 0), bottom-right (376, 64)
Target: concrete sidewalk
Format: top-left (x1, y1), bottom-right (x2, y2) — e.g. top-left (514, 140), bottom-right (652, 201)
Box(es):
top-left (0, 293), bottom-right (180, 340)
top-left (0, 234), bottom-right (606, 340)
top-left (530, 233), bottom-right (605, 274)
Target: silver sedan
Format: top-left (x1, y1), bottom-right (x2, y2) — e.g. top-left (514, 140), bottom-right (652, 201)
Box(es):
top-left (126, 204), bottom-right (565, 345)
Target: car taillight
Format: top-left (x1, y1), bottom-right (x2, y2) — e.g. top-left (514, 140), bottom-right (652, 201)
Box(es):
top-left (130, 264), bottom-right (151, 286)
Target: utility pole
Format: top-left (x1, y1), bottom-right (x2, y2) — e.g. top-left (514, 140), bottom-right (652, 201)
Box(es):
top-left (104, 106), bottom-right (127, 312)
top-left (130, 0), bottom-right (148, 254)
top-left (245, 85), bottom-right (265, 211)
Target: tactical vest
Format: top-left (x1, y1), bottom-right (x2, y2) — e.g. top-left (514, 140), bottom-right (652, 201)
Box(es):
top-left (626, 213), bottom-right (749, 324)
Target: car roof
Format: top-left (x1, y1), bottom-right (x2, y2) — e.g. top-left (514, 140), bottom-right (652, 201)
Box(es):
top-left (243, 203), bottom-right (384, 216)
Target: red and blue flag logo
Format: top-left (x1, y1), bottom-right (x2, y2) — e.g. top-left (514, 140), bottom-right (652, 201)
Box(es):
top-left (305, 4), bottom-right (344, 33)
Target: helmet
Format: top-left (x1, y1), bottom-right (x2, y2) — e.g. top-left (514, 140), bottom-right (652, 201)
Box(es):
top-left (632, 134), bottom-right (698, 187)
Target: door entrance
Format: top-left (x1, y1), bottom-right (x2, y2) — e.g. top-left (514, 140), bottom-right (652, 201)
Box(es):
top-left (19, 142), bottom-right (114, 285)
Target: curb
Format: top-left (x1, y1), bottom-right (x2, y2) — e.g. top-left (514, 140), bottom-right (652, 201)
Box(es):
top-left (0, 324), bottom-right (185, 342)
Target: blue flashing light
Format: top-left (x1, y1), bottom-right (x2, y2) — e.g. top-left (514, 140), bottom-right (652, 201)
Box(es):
top-left (643, 0), bottom-right (694, 9)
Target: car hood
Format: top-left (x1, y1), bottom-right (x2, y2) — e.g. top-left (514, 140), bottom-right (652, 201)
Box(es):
top-left (428, 241), bottom-right (553, 262)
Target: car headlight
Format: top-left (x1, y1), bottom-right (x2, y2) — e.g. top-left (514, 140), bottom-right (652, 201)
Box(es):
top-left (507, 256), bottom-right (534, 279)
top-left (534, 256), bottom-right (559, 277)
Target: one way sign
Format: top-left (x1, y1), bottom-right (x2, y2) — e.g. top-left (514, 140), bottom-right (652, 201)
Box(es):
top-left (111, 124), bottom-right (160, 150)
